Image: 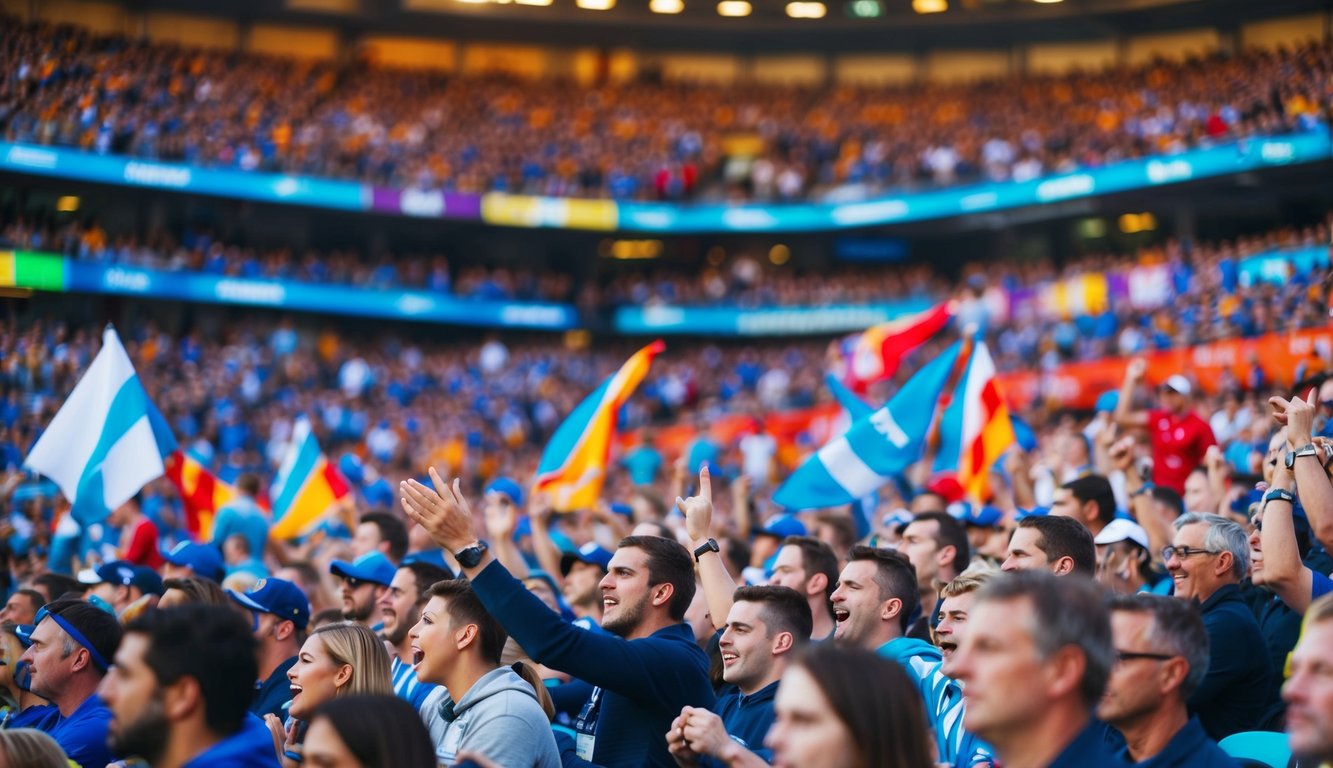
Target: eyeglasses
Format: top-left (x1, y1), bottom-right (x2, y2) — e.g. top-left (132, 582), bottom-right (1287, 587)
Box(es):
top-left (343, 577), bottom-right (366, 589)
top-left (1161, 545), bottom-right (1220, 561)
top-left (1114, 650), bottom-right (1176, 664)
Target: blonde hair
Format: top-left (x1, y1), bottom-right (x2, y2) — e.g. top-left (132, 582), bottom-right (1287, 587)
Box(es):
top-left (310, 622), bottom-right (392, 698)
top-left (939, 563), bottom-right (1000, 600)
top-left (0, 729), bottom-right (70, 768)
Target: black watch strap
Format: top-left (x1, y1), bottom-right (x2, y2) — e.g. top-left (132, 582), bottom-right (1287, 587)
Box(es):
top-left (693, 538), bottom-right (720, 562)
top-left (454, 541), bottom-right (489, 569)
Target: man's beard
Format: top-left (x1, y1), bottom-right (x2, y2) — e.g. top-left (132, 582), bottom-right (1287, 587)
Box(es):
top-left (385, 605), bottom-right (420, 647)
top-left (345, 594), bottom-right (376, 623)
top-left (110, 694), bottom-right (169, 765)
top-left (600, 595), bottom-right (646, 638)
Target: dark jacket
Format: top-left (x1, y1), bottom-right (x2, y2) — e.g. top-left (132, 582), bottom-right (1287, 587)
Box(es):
top-left (1188, 583), bottom-right (1274, 740)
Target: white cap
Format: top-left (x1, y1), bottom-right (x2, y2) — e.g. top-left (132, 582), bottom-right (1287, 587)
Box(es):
top-left (1163, 375), bottom-right (1192, 396)
top-left (1094, 518), bottom-right (1151, 551)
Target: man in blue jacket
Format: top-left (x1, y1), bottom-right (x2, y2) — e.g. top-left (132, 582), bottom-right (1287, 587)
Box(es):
top-left (402, 469), bottom-right (715, 768)
top-left (99, 604), bottom-right (278, 768)
top-left (1167, 513), bottom-right (1273, 739)
top-left (830, 545), bottom-right (990, 767)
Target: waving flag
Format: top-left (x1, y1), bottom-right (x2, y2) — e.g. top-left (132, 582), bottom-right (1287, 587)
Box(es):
top-left (837, 301), bottom-right (953, 391)
top-left (165, 450), bottom-right (240, 540)
top-left (25, 326), bottom-right (177, 525)
top-left (537, 341), bottom-right (664, 511)
top-left (933, 340), bottom-right (1016, 502)
top-left (269, 418), bottom-right (350, 540)
top-left (774, 342), bottom-right (962, 510)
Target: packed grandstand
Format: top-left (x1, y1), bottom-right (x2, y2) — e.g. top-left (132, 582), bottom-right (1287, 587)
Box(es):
top-left (0, 1), bottom-right (1331, 767)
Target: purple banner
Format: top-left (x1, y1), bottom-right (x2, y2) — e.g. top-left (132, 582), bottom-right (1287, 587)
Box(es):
top-left (370, 187), bottom-right (482, 221)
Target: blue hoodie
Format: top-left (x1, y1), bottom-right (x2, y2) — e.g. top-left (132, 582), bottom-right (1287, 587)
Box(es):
top-left (877, 637), bottom-right (991, 768)
top-left (182, 713), bottom-right (280, 768)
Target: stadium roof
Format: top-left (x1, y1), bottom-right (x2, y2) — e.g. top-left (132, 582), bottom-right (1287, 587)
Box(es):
top-left (127, 0), bottom-right (1324, 52)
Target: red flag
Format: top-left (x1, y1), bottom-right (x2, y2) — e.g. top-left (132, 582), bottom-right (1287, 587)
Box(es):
top-left (840, 301), bottom-right (953, 391)
top-left (164, 450), bottom-right (239, 540)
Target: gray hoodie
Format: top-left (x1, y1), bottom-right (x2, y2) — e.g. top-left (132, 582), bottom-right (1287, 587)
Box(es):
top-left (424, 667), bottom-right (561, 768)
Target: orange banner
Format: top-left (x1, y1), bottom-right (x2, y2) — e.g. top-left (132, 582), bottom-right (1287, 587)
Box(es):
top-left (999, 326), bottom-right (1333, 410)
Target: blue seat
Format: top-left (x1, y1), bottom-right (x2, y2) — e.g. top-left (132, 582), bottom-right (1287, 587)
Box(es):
top-left (1218, 731), bottom-right (1292, 768)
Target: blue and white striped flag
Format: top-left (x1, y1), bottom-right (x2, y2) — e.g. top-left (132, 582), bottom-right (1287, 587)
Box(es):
top-left (774, 342), bottom-right (961, 510)
top-left (25, 326), bottom-right (177, 525)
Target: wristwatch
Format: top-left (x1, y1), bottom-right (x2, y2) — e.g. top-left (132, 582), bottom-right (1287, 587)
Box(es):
top-left (454, 541), bottom-right (489, 569)
top-left (1285, 443), bottom-right (1320, 469)
top-left (1262, 488), bottom-right (1295, 508)
top-left (693, 538), bottom-right (720, 563)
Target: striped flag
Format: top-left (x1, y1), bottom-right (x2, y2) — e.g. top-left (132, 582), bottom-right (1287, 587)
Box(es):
top-left (838, 301), bottom-right (953, 391)
top-left (269, 418), bottom-right (351, 540)
top-left (773, 342), bottom-right (962, 510)
top-left (537, 341), bottom-right (664, 511)
top-left (24, 326), bottom-right (177, 525)
top-left (164, 450), bottom-right (239, 540)
top-left (933, 340), bottom-right (1016, 502)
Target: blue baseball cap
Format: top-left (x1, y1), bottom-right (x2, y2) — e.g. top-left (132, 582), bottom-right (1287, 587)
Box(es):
top-left (560, 542), bottom-right (614, 577)
top-left (161, 541), bottom-right (226, 583)
top-left (401, 549), bottom-right (455, 575)
top-left (609, 503), bottom-right (634, 519)
top-left (1016, 506), bottom-right (1050, 520)
top-left (485, 477), bottom-right (524, 507)
top-left (948, 502), bottom-right (1003, 529)
top-left (228, 577), bottom-right (311, 630)
top-left (1095, 390), bottom-right (1120, 414)
top-left (132, 566), bottom-right (165, 597)
top-left (757, 514), bottom-right (807, 540)
top-left (329, 551), bottom-right (396, 586)
top-left (79, 560), bottom-right (161, 595)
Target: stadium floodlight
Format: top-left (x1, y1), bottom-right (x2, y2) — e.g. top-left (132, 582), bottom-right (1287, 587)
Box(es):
top-left (1031, 0), bottom-right (1063, 3)
top-left (786, 1), bottom-right (826, 17)
top-left (516, 0), bottom-right (555, 6)
top-left (651, 0), bottom-right (685, 12)
top-left (717, 0), bottom-right (752, 15)
top-left (912, 0), bottom-right (945, 11)
top-left (577, 0), bottom-right (616, 9)
top-left (846, 0), bottom-right (881, 17)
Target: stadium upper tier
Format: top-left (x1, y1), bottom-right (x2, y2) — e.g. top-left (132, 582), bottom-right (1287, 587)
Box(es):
top-left (2, 213), bottom-right (1327, 362)
top-left (1, 19), bottom-right (1330, 232)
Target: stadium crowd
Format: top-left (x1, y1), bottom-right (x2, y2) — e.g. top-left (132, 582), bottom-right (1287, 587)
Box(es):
top-left (0, 305), bottom-right (1331, 767)
top-left (2, 17), bottom-right (1330, 202)
top-left (1, 211), bottom-right (1329, 377)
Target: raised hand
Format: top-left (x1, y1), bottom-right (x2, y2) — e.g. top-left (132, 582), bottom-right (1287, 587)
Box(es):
top-left (1271, 388), bottom-right (1318, 447)
top-left (677, 465), bottom-right (714, 544)
top-left (400, 467), bottom-right (477, 553)
top-left (1125, 358), bottom-right (1148, 382)
top-left (484, 491), bottom-right (519, 541)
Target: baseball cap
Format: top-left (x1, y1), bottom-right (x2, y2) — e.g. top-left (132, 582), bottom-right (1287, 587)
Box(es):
top-left (1095, 390), bottom-right (1120, 413)
top-left (1162, 375), bottom-right (1192, 396)
top-left (485, 477), bottom-right (524, 508)
top-left (609, 503), bottom-right (634, 519)
top-left (756, 514), bottom-right (806, 540)
top-left (161, 541), bottom-right (226, 583)
top-left (228, 577), bottom-right (311, 630)
top-left (132, 567), bottom-right (165, 597)
top-left (560, 542), bottom-right (614, 577)
top-left (948, 502), bottom-right (1003, 528)
top-left (1093, 518), bottom-right (1151, 550)
top-left (1016, 506), bottom-right (1050, 520)
top-left (925, 475), bottom-right (965, 504)
top-left (78, 560), bottom-right (137, 589)
top-left (329, 551), bottom-right (396, 586)
top-left (880, 509), bottom-right (914, 532)
top-left (402, 549), bottom-right (454, 573)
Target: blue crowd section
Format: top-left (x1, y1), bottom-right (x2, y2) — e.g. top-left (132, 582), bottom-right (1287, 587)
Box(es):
top-left (2, 128), bottom-right (1330, 234)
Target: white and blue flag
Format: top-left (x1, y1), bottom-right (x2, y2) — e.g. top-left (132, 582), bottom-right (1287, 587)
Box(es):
top-left (774, 342), bottom-right (960, 510)
top-left (25, 326), bottom-right (177, 525)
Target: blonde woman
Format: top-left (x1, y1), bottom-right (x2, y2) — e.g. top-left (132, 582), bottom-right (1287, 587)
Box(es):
top-left (0, 728), bottom-right (71, 768)
top-left (265, 621), bottom-right (392, 767)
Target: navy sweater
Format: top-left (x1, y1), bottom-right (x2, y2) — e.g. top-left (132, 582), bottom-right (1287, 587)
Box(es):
top-left (471, 560), bottom-right (715, 767)
top-left (1188, 584), bottom-right (1273, 740)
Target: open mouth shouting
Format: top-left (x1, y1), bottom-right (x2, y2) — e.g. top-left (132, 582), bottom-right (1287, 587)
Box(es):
top-left (411, 646), bottom-right (424, 668)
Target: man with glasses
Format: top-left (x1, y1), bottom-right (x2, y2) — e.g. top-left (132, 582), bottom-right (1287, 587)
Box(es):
top-left (1165, 513), bottom-right (1272, 739)
top-left (226, 577), bottom-right (310, 720)
top-left (1099, 594), bottom-right (1238, 767)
